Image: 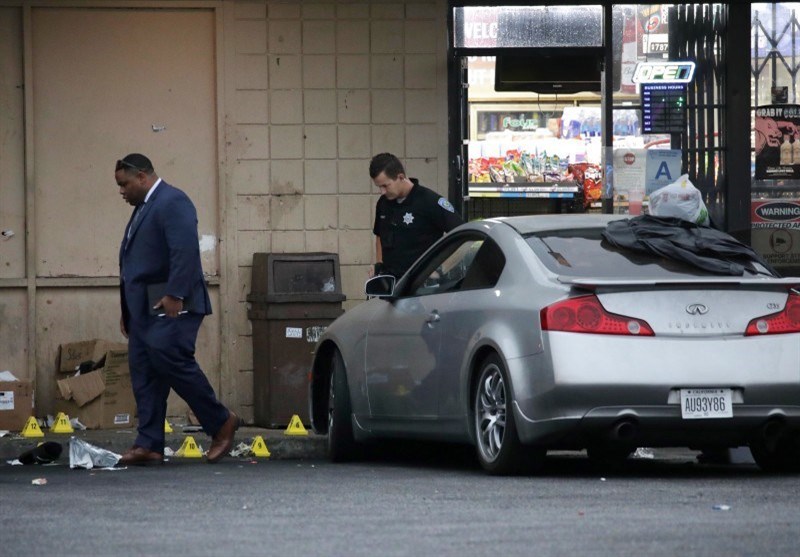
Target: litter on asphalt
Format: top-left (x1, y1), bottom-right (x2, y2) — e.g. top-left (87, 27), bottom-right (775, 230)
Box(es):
top-left (69, 437), bottom-right (121, 469)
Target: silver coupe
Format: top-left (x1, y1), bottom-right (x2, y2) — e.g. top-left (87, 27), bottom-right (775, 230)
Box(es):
top-left (309, 214), bottom-right (800, 474)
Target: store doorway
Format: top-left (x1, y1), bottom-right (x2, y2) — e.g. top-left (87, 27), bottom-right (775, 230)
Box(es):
top-left (450, 5), bottom-right (612, 220)
top-left (448, 4), bottom-right (726, 223)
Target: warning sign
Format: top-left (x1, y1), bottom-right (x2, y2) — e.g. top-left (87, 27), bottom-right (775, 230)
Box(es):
top-left (751, 199), bottom-right (800, 267)
top-left (751, 199), bottom-right (800, 228)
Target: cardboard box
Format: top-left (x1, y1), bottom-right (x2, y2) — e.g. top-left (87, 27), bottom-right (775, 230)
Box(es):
top-left (57, 339), bottom-right (128, 374)
top-left (56, 349), bottom-right (136, 429)
top-left (0, 380), bottom-right (35, 431)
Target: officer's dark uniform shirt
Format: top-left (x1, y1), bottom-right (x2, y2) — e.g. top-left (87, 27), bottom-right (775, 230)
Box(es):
top-left (373, 179), bottom-right (463, 278)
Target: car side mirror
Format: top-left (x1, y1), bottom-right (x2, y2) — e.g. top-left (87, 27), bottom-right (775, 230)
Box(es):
top-left (365, 274), bottom-right (396, 298)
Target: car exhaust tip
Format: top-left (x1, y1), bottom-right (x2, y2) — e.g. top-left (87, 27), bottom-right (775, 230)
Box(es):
top-left (761, 420), bottom-right (786, 452)
top-left (610, 419), bottom-right (638, 442)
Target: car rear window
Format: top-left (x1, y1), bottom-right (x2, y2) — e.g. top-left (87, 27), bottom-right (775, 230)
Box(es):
top-left (525, 228), bottom-right (775, 278)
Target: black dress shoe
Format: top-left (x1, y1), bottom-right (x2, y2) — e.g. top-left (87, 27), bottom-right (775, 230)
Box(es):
top-left (118, 446), bottom-right (164, 466)
top-left (206, 411), bottom-right (240, 463)
top-left (19, 442), bottom-right (63, 465)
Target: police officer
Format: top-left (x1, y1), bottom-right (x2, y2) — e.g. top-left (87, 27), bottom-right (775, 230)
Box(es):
top-left (369, 153), bottom-right (463, 278)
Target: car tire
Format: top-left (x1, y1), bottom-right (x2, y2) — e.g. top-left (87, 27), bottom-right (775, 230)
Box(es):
top-left (327, 349), bottom-right (357, 462)
top-left (473, 353), bottom-right (545, 475)
top-left (750, 435), bottom-right (800, 473)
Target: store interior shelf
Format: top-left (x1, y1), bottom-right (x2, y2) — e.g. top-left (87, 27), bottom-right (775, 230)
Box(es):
top-left (468, 181), bottom-right (581, 198)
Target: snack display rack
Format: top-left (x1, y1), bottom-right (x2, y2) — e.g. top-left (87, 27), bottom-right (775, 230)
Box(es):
top-left (464, 107), bottom-right (652, 218)
top-left (465, 121), bottom-right (609, 213)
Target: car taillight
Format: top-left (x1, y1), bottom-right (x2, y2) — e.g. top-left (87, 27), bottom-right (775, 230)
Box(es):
top-left (745, 292), bottom-right (800, 335)
top-left (541, 294), bottom-right (654, 336)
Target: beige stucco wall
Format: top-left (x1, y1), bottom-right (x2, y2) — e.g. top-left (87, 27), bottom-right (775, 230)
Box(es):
top-left (0, 0), bottom-right (450, 424)
top-left (224, 0), bottom-right (449, 421)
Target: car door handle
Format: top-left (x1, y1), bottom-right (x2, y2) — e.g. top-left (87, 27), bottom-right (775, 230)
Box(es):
top-left (426, 311), bottom-right (441, 324)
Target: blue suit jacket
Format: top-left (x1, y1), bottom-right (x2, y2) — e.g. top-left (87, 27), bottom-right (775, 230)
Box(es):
top-left (119, 181), bottom-right (212, 328)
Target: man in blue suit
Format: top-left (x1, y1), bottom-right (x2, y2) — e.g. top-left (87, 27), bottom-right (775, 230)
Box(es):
top-left (116, 153), bottom-right (238, 465)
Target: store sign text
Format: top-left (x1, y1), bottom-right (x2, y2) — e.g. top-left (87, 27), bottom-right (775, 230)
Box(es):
top-left (464, 22), bottom-right (498, 41)
top-left (756, 106), bottom-right (800, 118)
top-left (754, 202), bottom-right (800, 222)
top-left (502, 116), bottom-right (537, 130)
top-left (632, 62), bottom-right (696, 84)
top-left (459, 8), bottom-right (498, 48)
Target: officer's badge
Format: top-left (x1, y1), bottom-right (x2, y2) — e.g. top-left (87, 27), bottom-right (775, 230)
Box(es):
top-left (438, 198), bottom-right (455, 213)
top-left (403, 212), bottom-right (414, 225)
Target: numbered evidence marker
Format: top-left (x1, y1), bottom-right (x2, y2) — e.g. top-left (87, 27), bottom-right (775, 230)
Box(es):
top-left (164, 419), bottom-right (173, 433)
top-left (250, 435), bottom-right (271, 457)
top-left (51, 412), bottom-right (74, 433)
top-left (284, 414), bottom-right (309, 436)
top-left (175, 436), bottom-right (203, 458)
top-left (22, 416), bottom-right (45, 438)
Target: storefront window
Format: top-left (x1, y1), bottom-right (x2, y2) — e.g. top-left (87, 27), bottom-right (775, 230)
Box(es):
top-left (751, 3), bottom-right (800, 273)
top-left (455, 5), bottom-right (694, 219)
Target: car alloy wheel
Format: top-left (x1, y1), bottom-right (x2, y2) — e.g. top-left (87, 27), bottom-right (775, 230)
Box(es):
top-left (476, 361), bottom-right (507, 462)
top-left (473, 353), bottom-right (543, 475)
top-left (327, 368), bottom-right (336, 432)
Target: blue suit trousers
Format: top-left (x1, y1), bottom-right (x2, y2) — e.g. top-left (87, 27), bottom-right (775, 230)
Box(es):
top-left (127, 313), bottom-right (228, 453)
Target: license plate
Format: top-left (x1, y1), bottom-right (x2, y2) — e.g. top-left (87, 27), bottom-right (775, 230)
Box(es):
top-left (680, 388), bottom-right (733, 419)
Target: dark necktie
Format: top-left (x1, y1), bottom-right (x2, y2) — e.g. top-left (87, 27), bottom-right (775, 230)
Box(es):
top-left (126, 204), bottom-right (143, 246)
top-left (125, 203), bottom-right (144, 249)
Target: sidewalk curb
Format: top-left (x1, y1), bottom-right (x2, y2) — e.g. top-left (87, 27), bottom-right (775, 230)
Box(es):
top-left (0, 427), bottom-right (326, 462)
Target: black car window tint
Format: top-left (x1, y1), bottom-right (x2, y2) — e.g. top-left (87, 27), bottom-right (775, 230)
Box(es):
top-left (407, 237), bottom-right (484, 296)
top-left (460, 238), bottom-right (506, 290)
top-left (526, 229), bottom-right (747, 278)
top-left (406, 244), bottom-right (459, 295)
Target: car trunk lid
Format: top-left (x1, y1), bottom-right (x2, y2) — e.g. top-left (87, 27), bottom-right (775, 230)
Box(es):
top-left (557, 277), bottom-right (800, 337)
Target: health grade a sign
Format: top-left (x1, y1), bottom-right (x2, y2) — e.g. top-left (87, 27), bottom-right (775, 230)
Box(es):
top-left (613, 149), bottom-right (682, 195)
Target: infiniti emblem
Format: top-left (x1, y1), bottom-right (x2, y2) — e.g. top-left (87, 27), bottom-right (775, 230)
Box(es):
top-left (686, 303), bottom-right (709, 315)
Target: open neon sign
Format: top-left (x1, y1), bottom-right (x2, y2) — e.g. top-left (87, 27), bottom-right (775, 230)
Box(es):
top-left (632, 61), bottom-right (696, 84)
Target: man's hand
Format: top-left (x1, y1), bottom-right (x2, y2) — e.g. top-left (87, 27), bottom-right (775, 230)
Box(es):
top-left (153, 295), bottom-right (184, 318)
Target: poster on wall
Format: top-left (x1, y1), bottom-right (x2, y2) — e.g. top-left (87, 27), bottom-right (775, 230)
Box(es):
top-left (754, 105), bottom-right (800, 179)
top-left (637, 5), bottom-right (670, 56)
top-left (751, 199), bottom-right (800, 267)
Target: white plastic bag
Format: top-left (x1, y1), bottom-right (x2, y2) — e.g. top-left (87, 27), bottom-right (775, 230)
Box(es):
top-left (648, 174), bottom-right (710, 226)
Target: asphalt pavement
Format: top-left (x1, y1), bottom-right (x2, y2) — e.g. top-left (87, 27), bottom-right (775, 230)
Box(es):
top-left (0, 452), bottom-right (789, 557)
top-left (0, 423), bottom-right (326, 462)
top-left (1, 419), bottom-right (755, 467)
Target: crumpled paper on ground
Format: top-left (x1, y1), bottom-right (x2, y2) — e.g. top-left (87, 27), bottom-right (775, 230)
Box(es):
top-left (229, 441), bottom-right (254, 458)
top-left (69, 437), bottom-right (121, 469)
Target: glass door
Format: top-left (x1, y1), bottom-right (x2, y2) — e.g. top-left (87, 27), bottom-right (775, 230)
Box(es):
top-left (449, 4), bottom-right (726, 221)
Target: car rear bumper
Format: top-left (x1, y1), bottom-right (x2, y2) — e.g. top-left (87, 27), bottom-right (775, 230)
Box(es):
top-left (506, 333), bottom-right (800, 448)
top-left (513, 402), bottom-right (800, 448)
